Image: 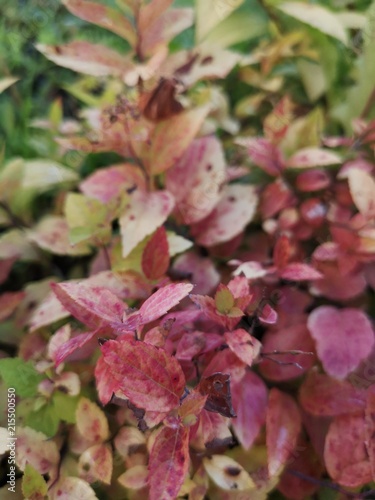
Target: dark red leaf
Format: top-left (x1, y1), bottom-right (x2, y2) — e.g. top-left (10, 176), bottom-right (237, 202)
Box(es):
top-left (141, 226), bottom-right (170, 280)
top-left (198, 373), bottom-right (236, 418)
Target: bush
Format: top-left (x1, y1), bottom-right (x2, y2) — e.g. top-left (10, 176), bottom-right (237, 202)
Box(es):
top-left (1, 0), bottom-right (375, 498)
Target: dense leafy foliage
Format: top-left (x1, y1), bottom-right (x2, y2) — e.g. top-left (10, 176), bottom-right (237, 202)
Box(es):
top-left (1, 0), bottom-right (375, 498)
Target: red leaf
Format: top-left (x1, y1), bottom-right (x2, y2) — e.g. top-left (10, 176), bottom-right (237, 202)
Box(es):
top-left (260, 323), bottom-right (315, 381)
top-left (224, 329), bottom-right (261, 366)
top-left (142, 227), bottom-right (170, 280)
top-left (148, 426), bottom-right (190, 500)
top-left (51, 282), bottom-right (125, 330)
top-left (172, 251), bottom-right (220, 295)
top-left (246, 137), bottom-right (285, 176)
top-left (0, 256), bottom-right (16, 285)
top-left (100, 338), bottom-right (185, 412)
top-left (0, 291), bottom-right (24, 321)
top-left (179, 391), bottom-right (207, 427)
top-left (54, 331), bottom-right (96, 367)
top-left (279, 262), bottom-right (322, 281)
top-left (266, 389), bottom-right (301, 477)
top-left (231, 372), bottom-right (268, 450)
top-left (197, 373), bottom-right (236, 418)
top-left (307, 306), bottom-right (375, 380)
top-left (299, 370), bottom-right (367, 416)
top-left (95, 355), bottom-right (120, 405)
top-left (273, 235), bottom-right (291, 270)
top-left (296, 169), bottom-right (331, 192)
top-left (261, 178), bottom-right (294, 219)
top-left (324, 414), bottom-right (372, 487)
top-left (138, 282), bottom-right (193, 325)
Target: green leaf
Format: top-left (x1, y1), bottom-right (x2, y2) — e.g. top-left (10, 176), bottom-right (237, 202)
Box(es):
top-left (0, 358), bottom-right (44, 398)
top-left (25, 402), bottom-right (60, 438)
top-left (52, 391), bottom-right (79, 424)
top-left (22, 463), bottom-right (48, 500)
top-left (215, 285), bottom-right (235, 314)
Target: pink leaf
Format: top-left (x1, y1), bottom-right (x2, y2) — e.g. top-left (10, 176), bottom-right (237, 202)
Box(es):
top-left (29, 291), bottom-right (70, 332)
top-left (54, 331), bottom-right (96, 366)
top-left (224, 329), bottom-right (261, 366)
top-left (261, 178), bottom-right (294, 219)
top-left (37, 41), bottom-right (132, 77)
top-left (266, 389), bottom-right (301, 477)
top-left (279, 263), bottom-right (323, 281)
top-left (148, 426), bottom-right (190, 500)
top-left (287, 147), bottom-right (341, 168)
top-left (119, 189), bottom-right (175, 258)
top-left (299, 370), bottom-right (367, 416)
top-left (246, 137), bottom-right (285, 176)
top-left (260, 323), bottom-right (316, 381)
top-left (76, 397), bottom-right (109, 444)
top-left (16, 427), bottom-right (59, 474)
top-left (143, 107), bottom-right (209, 175)
top-left (78, 443), bottom-right (113, 485)
top-left (141, 226), bottom-right (170, 280)
top-left (62, 0), bottom-right (136, 45)
top-left (0, 256), bottom-right (16, 285)
top-left (324, 414), bottom-right (372, 487)
top-left (138, 282), bottom-right (193, 325)
top-left (51, 282), bottom-right (125, 329)
top-left (80, 163), bottom-right (146, 203)
top-left (296, 169), bottom-right (331, 192)
top-left (100, 338), bottom-right (185, 412)
top-left (172, 251), bottom-right (220, 295)
top-left (191, 184), bottom-right (258, 246)
top-left (307, 306), bottom-right (375, 379)
top-left (166, 136), bottom-right (226, 224)
top-left (0, 291), bottom-right (24, 321)
top-left (95, 355), bottom-right (120, 405)
top-left (231, 372), bottom-right (268, 450)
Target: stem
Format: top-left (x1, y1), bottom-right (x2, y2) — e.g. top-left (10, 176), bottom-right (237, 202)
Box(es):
top-left (0, 201), bottom-right (30, 229)
top-left (360, 86), bottom-right (375, 119)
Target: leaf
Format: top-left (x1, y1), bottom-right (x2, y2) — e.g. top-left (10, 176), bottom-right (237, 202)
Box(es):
top-left (215, 284), bottom-right (235, 314)
top-left (277, 2), bottom-right (348, 45)
top-left (172, 251), bottom-right (220, 295)
top-left (22, 463), bottom-right (48, 500)
top-left (279, 263), bottom-right (323, 281)
top-left (365, 390), bottom-right (375, 480)
top-left (62, 0), bottom-right (136, 46)
top-left (29, 216), bottom-right (92, 256)
top-left (296, 168), bottom-right (331, 192)
top-left (0, 358), bottom-right (43, 397)
top-left (148, 426), bottom-right (190, 500)
top-left (0, 77), bottom-right (19, 94)
top-left (166, 136), bottom-right (226, 224)
top-left (78, 443), bottom-right (113, 485)
top-left (324, 414), bottom-right (372, 487)
top-left (202, 455), bottom-right (255, 491)
top-left (51, 282), bottom-right (125, 330)
top-left (118, 465), bottom-right (148, 490)
top-left (287, 147), bottom-right (341, 168)
top-left (144, 107), bottom-right (209, 175)
top-left (100, 337), bottom-right (185, 412)
top-left (141, 226), bottom-right (170, 280)
top-left (260, 323), bottom-right (315, 382)
top-left (307, 306), bottom-right (374, 380)
top-left (198, 373), bottom-right (236, 418)
top-left (224, 329), bottom-right (261, 367)
top-left (242, 137), bottom-right (285, 176)
top-left (22, 160), bottom-right (78, 191)
top-left (119, 189), bottom-right (175, 258)
top-left (16, 427), bottom-right (59, 473)
top-left (76, 397), bottom-right (109, 444)
top-left (179, 391), bottom-right (208, 427)
top-left (0, 291), bottom-right (25, 321)
top-left (347, 169), bottom-right (375, 219)
top-left (139, 0), bottom-right (173, 32)
top-left (37, 41), bottom-right (132, 77)
top-left (196, 0), bottom-right (244, 42)
top-left (266, 389), bottom-right (301, 477)
top-left (273, 234), bottom-right (291, 270)
top-left (137, 282), bottom-right (193, 325)
top-left (231, 372), bottom-right (268, 450)
top-left (79, 163), bottom-right (146, 204)
top-left (192, 184), bottom-right (258, 246)
top-left (25, 401), bottom-right (60, 438)
top-left (299, 371), bottom-right (367, 416)
top-left (48, 477), bottom-right (97, 499)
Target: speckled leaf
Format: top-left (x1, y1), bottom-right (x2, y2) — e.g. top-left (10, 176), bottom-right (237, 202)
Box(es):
top-left (78, 443), bottom-right (113, 485)
top-left (202, 455), bottom-right (255, 491)
top-left (76, 397), bottom-right (109, 444)
top-left (148, 426), bottom-right (190, 500)
top-left (22, 463), bottom-right (48, 500)
top-left (100, 337), bottom-right (185, 412)
top-left (224, 329), bottom-right (261, 366)
top-left (16, 427), bottom-right (59, 473)
top-left (287, 147), bottom-right (341, 168)
top-left (266, 389), bottom-right (301, 477)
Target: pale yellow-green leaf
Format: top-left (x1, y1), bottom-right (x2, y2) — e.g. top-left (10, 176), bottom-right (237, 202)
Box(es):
top-left (215, 286), bottom-right (235, 314)
top-left (277, 2), bottom-right (348, 45)
top-left (49, 98), bottom-right (63, 129)
top-left (336, 11), bottom-right (366, 30)
top-left (0, 158), bottom-right (24, 202)
top-left (203, 8), bottom-right (268, 48)
top-left (196, 0), bottom-right (244, 42)
top-left (297, 59), bottom-right (326, 102)
top-left (22, 160), bottom-right (78, 191)
top-left (203, 455), bottom-right (256, 491)
top-left (166, 232), bottom-right (193, 257)
top-left (22, 463), bottom-right (48, 500)
top-left (0, 77), bottom-right (19, 94)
